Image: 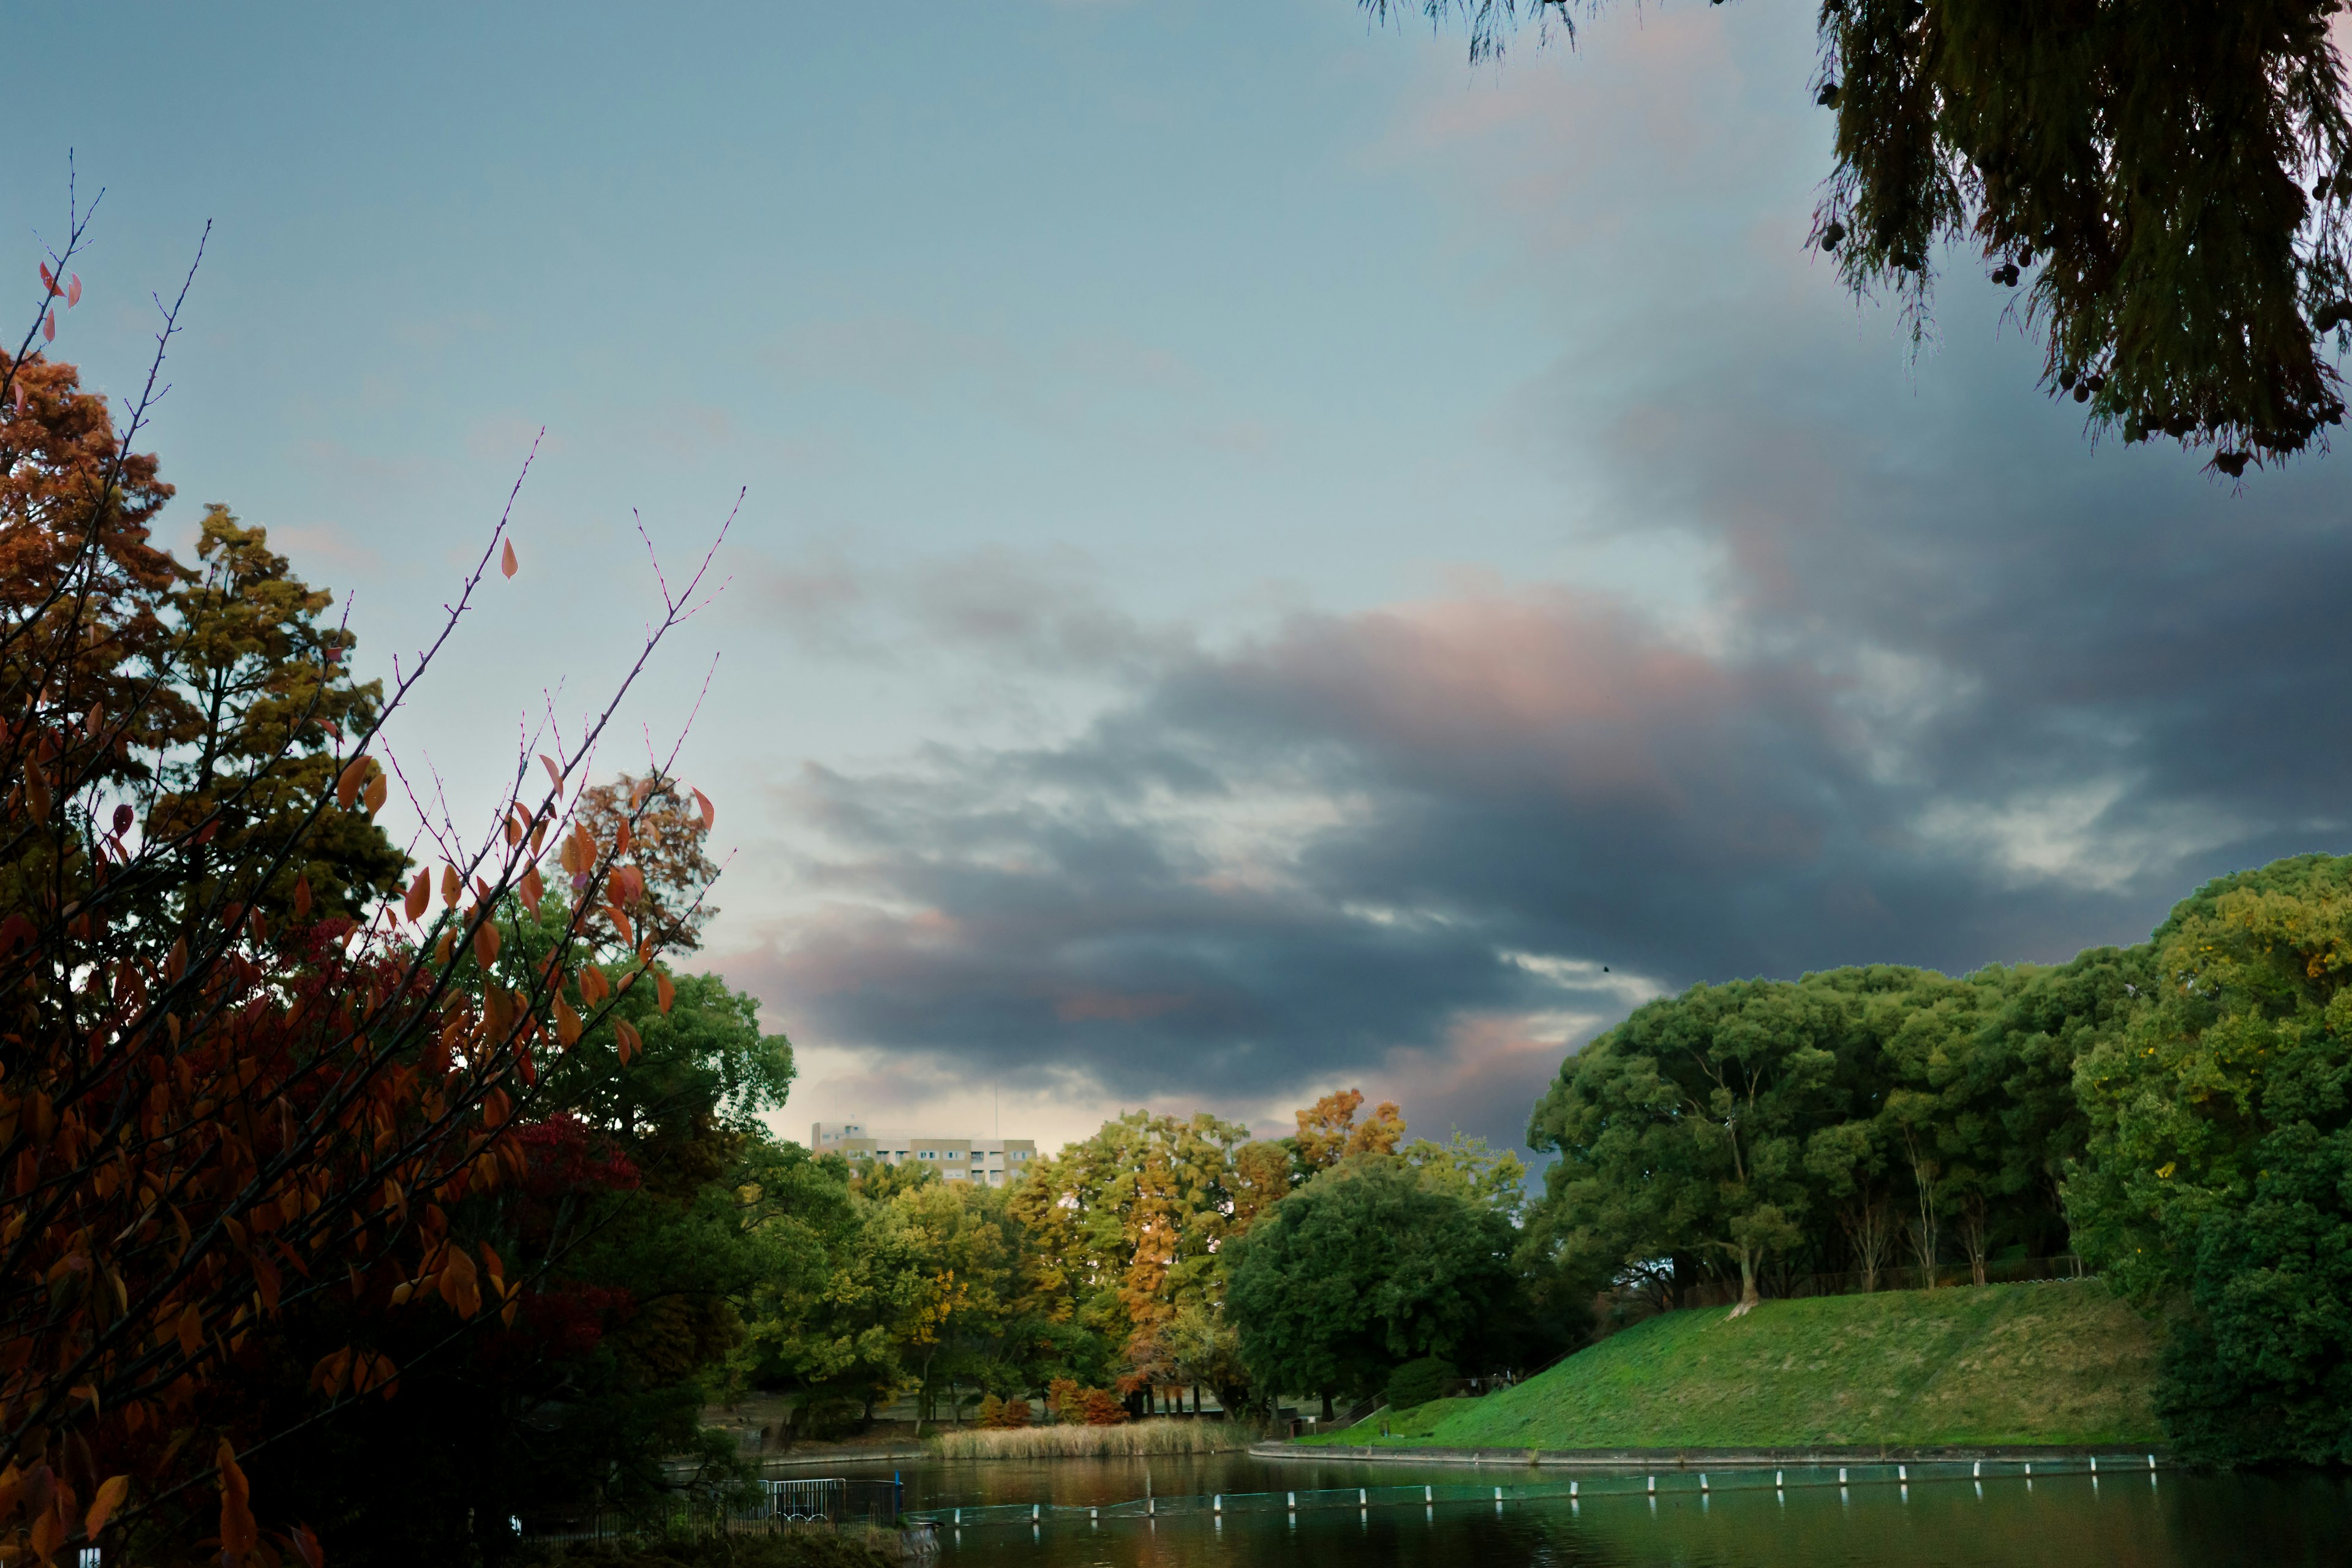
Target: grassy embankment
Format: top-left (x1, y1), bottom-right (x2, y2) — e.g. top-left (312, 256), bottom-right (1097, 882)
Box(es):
top-left (1300, 1279), bottom-right (2161, 1451)
top-left (931, 1417), bottom-right (1249, 1460)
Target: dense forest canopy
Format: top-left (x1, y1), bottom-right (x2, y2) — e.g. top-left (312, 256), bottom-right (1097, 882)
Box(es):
top-left (1520, 852), bottom-right (2352, 1464)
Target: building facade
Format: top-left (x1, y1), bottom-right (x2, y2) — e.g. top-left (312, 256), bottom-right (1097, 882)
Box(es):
top-left (810, 1123), bottom-right (1038, 1188)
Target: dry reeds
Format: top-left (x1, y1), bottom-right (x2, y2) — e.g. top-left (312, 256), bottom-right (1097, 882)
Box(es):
top-left (929, 1418), bottom-right (1250, 1460)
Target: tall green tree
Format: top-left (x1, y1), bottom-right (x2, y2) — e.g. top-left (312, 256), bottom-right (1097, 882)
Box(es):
top-left (1528, 978), bottom-right (1852, 1313)
top-left (1224, 1157), bottom-right (1525, 1416)
top-left (1369, 1), bottom-right (2352, 473)
top-left (2070, 853), bottom-right (2352, 1464)
top-left (148, 505), bottom-right (406, 928)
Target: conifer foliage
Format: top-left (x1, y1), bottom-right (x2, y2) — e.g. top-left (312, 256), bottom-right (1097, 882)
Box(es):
top-left (1370, 0), bottom-right (2352, 475)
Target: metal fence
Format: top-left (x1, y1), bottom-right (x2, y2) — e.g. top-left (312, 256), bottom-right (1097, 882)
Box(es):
top-left (905, 1453), bottom-right (2167, 1529)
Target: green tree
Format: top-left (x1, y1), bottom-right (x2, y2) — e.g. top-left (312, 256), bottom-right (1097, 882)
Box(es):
top-left (1224, 1157), bottom-right (1522, 1416)
top-left (2070, 853), bottom-right (2352, 1464)
top-left (1527, 978), bottom-right (1850, 1313)
top-left (1370, 1), bottom-right (2352, 473)
top-left (146, 505), bottom-right (406, 929)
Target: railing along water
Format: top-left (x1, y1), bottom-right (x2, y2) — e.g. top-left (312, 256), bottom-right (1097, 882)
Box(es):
top-left (906, 1453), bottom-right (2166, 1529)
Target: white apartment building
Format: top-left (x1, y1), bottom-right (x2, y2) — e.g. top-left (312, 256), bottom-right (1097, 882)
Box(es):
top-left (811, 1123), bottom-right (1038, 1188)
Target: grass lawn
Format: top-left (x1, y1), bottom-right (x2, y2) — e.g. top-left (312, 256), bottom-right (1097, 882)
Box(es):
top-left (1299, 1278), bottom-right (2162, 1451)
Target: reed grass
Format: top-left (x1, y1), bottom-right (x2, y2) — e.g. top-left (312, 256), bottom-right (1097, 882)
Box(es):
top-left (929, 1418), bottom-right (1250, 1460)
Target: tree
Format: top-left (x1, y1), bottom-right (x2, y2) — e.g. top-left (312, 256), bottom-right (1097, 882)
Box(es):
top-left (148, 505), bottom-right (407, 932)
top-left (1401, 1131), bottom-right (1529, 1222)
top-left (570, 772), bottom-right (720, 954)
top-left (1, 239), bottom-right (731, 1567)
top-left (1527, 978), bottom-right (1849, 1314)
top-left (2070, 853), bottom-right (2352, 1464)
top-left (1369, 1), bottom-right (2352, 475)
top-left (1292, 1088), bottom-right (1404, 1172)
top-left (1225, 1158), bottom-right (1521, 1415)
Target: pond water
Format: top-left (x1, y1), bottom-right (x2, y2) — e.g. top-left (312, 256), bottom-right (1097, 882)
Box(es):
top-left (816, 1451), bottom-right (2352, 1567)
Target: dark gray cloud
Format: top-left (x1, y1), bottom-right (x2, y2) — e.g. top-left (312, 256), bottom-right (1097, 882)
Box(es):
top-left (724, 243), bottom-right (2352, 1161)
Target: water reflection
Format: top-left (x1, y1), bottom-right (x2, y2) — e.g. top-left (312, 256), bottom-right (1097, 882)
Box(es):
top-left (815, 1452), bottom-right (2352, 1567)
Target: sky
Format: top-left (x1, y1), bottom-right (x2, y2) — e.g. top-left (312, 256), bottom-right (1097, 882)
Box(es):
top-left (13, 1), bottom-right (2352, 1164)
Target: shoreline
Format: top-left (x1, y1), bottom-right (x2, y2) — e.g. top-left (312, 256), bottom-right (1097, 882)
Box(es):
top-left (1250, 1440), bottom-right (2169, 1468)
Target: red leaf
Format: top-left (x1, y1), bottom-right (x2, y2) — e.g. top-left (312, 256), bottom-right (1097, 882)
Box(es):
top-left (66, 273), bottom-right (81, 307)
top-left (655, 970), bottom-right (676, 1016)
top-left (693, 788), bottom-right (715, 830)
top-left (39, 262), bottom-right (55, 292)
top-left (614, 1017), bottom-right (641, 1065)
top-left (540, 753), bottom-right (562, 790)
top-left (500, 539), bottom-right (518, 578)
top-left (288, 1523), bottom-right (325, 1568)
top-left (43, 309), bottom-right (56, 342)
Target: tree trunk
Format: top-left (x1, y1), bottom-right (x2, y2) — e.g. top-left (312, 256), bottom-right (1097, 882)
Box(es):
top-left (1959, 1191), bottom-right (1989, 1286)
top-left (1320, 1390), bottom-right (1335, 1422)
top-left (1727, 1245), bottom-right (1762, 1319)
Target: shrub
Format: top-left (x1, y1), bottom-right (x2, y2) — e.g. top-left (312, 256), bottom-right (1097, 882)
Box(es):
top-left (1000, 1398), bottom-right (1033, 1428)
top-left (1386, 1356), bottom-right (1457, 1412)
top-left (1079, 1387), bottom-right (1130, 1426)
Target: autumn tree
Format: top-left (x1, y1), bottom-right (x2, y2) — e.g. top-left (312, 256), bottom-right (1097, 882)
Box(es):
top-left (1371, 1), bottom-right (2352, 476)
top-left (570, 772), bottom-right (720, 954)
top-left (1292, 1088), bottom-right (1404, 1173)
top-left (0, 209), bottom-right (733, 1568)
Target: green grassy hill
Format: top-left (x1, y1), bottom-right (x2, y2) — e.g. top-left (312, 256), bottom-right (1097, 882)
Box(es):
top-left (1308, 1280), bottom-right (2162, 1451)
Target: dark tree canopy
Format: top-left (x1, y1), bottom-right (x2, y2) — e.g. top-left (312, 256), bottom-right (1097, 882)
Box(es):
top-left (1370, 1), bottom-right (2352, 477)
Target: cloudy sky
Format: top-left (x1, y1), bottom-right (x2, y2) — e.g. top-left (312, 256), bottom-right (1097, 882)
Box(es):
top-left (15, 2), bottom-right (2350, 1160)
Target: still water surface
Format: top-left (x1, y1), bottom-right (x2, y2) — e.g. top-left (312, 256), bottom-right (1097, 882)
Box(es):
top-left (823, 1451), bottom-right (2351, 1567)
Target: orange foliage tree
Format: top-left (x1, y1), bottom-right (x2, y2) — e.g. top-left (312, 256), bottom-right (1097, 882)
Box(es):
top-left (1292, 1088), bottom-right (1405, 1172)
top-left (0, 211), bottom-right (729, 1566)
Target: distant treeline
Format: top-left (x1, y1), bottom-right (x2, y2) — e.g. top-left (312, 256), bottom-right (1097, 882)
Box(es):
top-left (1520, 851), bottom-right (2352, 1466)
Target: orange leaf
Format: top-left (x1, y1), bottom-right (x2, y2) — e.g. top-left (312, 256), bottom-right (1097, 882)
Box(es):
top-left (42, 308), bottom-right (56, 342)
top-left (364, 771), bottom-right (388, 815)
top-left (554, 994), bottom-right (582, 1048)
top-left (500, 539), bottom-right (519, 578)
top-left (655, 971), bottom-right (676, 1016)
top-left (472, 921), bottom-right (500, 968)
top-left (404, 868), bottom-right (431, 924)
top-left (434, 929), bottom-right (456, 967)
top-left (66, 274), bottom-right (81, 308)
top-left (613, 1017), bottom-right (641, 1065)
top-left (480, 1242), bottom-right (506, 1279)
top-left (519, 862), bottom-right (545, 914)
top-left (441, 864), bottom-right (461, 907)
top-left (176, 1302), bottom-right (203, 1358)
top-left (579, 965), bottom-right (610, 1006)
top-left (336, 756), bottom-right (370, 810)
top-left (254, 1251), bottom-right (283, 1313)
top-left (85, 1474), bottom-right (130, 1537)
top-left (39, 261), bottom-right (55, 292)
top-left (693, 788), bottom-right (715, 830)
top-left (606, 904), bottom-right (635, 948)
top-left (288, 1522), bottom-right (325, 1568)
top-left (29, 1502), bottom-right (63, 1562)
top-left (217, 1439), bottom-right (257, 1554)
top-left (292, 876), bottom-right (313, 921)
top-left (438, 1244), bottom-right (481, 1317)
top-left (615, 817), bottom-right (633, 855)
top-left (611, 865), bottom-right (644, 905)
top-left (540, 753), bottom-right (562, 790)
